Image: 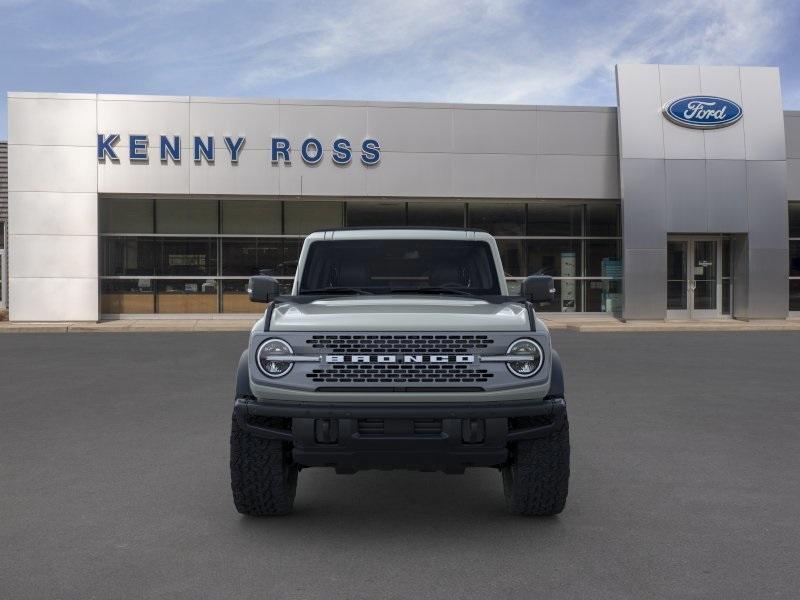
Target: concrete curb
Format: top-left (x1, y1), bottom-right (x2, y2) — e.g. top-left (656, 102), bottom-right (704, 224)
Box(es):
top-left (566, 320), bottom-right (800, 332)
top-left (0, 320), bottom-right (257, 333)
top-left (1, 319), bottom-right (798, 334)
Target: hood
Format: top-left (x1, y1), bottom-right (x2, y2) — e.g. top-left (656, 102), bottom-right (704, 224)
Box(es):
top-left (269, 296), bottom-right (531, 332)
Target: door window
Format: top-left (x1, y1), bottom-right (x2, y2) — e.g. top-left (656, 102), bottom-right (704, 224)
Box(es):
top-left (692, 241), bottom-right (717, 311)
top-left (667, 241), bottom-right (688, 311)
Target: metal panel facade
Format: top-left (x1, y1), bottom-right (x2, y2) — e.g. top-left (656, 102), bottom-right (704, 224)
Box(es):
top-left (5, 64), bottom-right (797, 322)
top-left (0, 141), bottom-right (7, 222)
top-left (786, 112), bottom-right (800, 201)
top-left (92, 96), bottom-right (623, 200)
top-left (6, 93), bottom-right (621, 321)
top-left (616, 64), bottom-right (789, 320)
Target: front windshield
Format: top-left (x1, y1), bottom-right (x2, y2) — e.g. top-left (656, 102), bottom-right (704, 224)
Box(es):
top-left (298, 239), bottom-right (501, 296)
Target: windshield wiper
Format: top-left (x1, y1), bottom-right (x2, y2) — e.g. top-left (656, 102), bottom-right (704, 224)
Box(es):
top-left (299, 287), bottom-right (374, 295)
top-left (388, 286), bottom-right (481, 299)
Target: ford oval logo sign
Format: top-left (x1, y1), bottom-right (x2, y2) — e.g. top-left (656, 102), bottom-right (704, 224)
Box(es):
top-left (663, 96), bottom-right (743, 129)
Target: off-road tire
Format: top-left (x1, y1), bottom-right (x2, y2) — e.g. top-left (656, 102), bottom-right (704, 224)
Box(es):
top-left (230, 414), bottom-right (298, 516)
top-left (502, 415), bottom-right (570, 516)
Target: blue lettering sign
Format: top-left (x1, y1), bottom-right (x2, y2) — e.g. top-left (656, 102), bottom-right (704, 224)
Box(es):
top-left (301, 137), bottom-right (323, 164)
top-left (361, 138), bottom-right (381, 165)
top-left (194, 136), bottom-right (215, 162)
top-left (271, 137), bottom-right (291, 164)
top-left (160, 135), bottom-right (181, 161)
top-left (331, 138), bottom-right (352, 165)
top-left (97, 133), bottom-right (380, 166)
top-left (663, 96), bottom-right (743, 129)
top-left (224, 136), bottom-right (246, 163)
top-left (97, 133), bottom-right (120, 160)
top-left (129, 135), bottom-right (148, 161)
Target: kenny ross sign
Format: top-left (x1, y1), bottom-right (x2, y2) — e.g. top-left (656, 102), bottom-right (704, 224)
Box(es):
top-left (97, 134), bottom-right (381, 166)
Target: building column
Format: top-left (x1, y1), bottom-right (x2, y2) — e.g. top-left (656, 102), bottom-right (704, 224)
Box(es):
top-left (8, 93), bottom-right (99, 322)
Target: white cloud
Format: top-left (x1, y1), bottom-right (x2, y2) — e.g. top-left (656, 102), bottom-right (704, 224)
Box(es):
top-left (227, 0), bottom-right (790, 105)
top-left (6, 0), bottom-right (796, 107)
top-left (439, 0), bottom-right (787, 105)
top-left (235, 0), bottom-right (515, 89)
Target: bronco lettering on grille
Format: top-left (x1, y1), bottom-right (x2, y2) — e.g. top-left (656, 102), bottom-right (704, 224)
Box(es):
top-left (325, 354), bottom-right (475, 364)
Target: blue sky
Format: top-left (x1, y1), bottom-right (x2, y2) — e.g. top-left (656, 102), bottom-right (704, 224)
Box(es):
top-left (1, 0), bottom-right (799, 139)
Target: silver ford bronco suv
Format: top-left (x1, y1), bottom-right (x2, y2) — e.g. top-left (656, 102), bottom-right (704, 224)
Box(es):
top-left (231, 228), bottom-right (569, 516)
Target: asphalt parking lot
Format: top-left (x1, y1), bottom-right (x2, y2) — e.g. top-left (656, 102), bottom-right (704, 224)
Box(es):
top-left (2, 331), bottom-right (799, 599)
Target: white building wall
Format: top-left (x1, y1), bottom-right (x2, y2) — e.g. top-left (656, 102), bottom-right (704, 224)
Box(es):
top-left (8, 91), bottom-right (621, 321)
top-left (91, 95), bottom-right (620, 199)
top-left (8, 93), bottom-right (99, 321)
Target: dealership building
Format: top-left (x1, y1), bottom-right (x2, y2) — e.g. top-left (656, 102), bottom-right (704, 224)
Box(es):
top-left (3, 63), bottom-right (800, 321)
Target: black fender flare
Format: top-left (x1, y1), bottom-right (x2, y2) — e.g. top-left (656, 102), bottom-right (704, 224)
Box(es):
top-left (235, 349), bottom-right (253, 399)
top-left (547, 349), bottom-right (565, 399)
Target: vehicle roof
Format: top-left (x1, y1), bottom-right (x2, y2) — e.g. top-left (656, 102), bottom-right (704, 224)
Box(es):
top-left (304, 227), bottom-right (494, 241)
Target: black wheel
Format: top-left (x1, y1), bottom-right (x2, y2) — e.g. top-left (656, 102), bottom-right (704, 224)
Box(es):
top-left (230, 414), bottom-right (298, 516)
top-left (502, 415), bottom-right (570, 516)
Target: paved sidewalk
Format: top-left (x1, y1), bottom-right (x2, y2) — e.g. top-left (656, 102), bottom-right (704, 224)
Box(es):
top-left (1, 316), bottom-right (799, 333)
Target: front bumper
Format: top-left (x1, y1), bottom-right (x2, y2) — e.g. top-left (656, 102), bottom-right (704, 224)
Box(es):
top-left (233, 396), bottom-right (566, 473)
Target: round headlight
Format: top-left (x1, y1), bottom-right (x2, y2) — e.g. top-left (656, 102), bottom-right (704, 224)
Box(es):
top-left (256, 338), bottom-right (293, 378)
top-left (506, 338), bottom-right (544, 378)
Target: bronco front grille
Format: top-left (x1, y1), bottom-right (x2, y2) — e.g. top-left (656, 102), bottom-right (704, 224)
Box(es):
top-left (306, 334), bottom-right (494, 354)
top-left (307, 363), bottom-right (494, 384)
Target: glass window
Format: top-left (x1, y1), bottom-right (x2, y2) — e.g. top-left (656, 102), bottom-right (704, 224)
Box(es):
top-left (221, 239), bottom-right (264, 277)
top-left (221, 279), bottom-right (265, 314)
top-left (155, 199), bottom-right (218, 234)
top-left (97, 197), bottom-right (626, 314)
top-left (221, 238), bottom-right (299, 277)
top-left (722, 238), bottom-right (732, 315)
top-left (156, 279), bottom-right (218, 314)
top-left (496, 239), bottom-right (524, 277)
top-left (468, 202), bottom-right (524, 236)
top-left (100, 198), bottom-right (154, 233)
top-left (506, 278), bottom-right (522, 296)
top-left (791, 279), bottom-right (800, 312)
top-left (407, 202), bottom-right (464, 228)
top-left (346, 202), bottom-right (405, 227)
top-left (100, 279), bottom-right (155, 314)
top-left (790, 202), bottom-right (800, 238)
top-left (527, 203), bottom-right (582, 236)
top-left (278, 280), bottom-right (295, 295)
top-left (790, 241), bottom-right (800, 277)
top-left (586, 240), bottom-right (621, 277)
top-left (101, 237), bottom-right (157, 276)
top-left (534, 280), bottom-right (582, 312)
top-left (160, 238), bottom-right (217, 276)
top-left (667, 241), bottom-right (688, 310)
top-left (525, 240), bottom-right (581, 278)
top-left (722, 238), bottom-right (732, 278)
top-left (221, 200), bottom-right (281, 235)
top-left (285, 201), bottom-right (343, 234)
top-left (299, 240), bottom-right (501, 295)
top-left (585, 279), bottom-right (622, 313)
top-left (586, 202), bottom-right (620, 237)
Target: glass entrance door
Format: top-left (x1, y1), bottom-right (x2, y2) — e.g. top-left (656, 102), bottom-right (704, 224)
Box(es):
top-left (666, 237), bottom-right (722, 320)
top-left (667, 241), bottom-right (689, 318)
top-left (691, 240), bottom-right (719, 318)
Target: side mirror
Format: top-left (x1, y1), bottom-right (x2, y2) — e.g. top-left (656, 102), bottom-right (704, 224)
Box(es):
top-left (247, 275), bottom-right (280, 303)
top-left (521, 275), bottom-right (556, 304)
